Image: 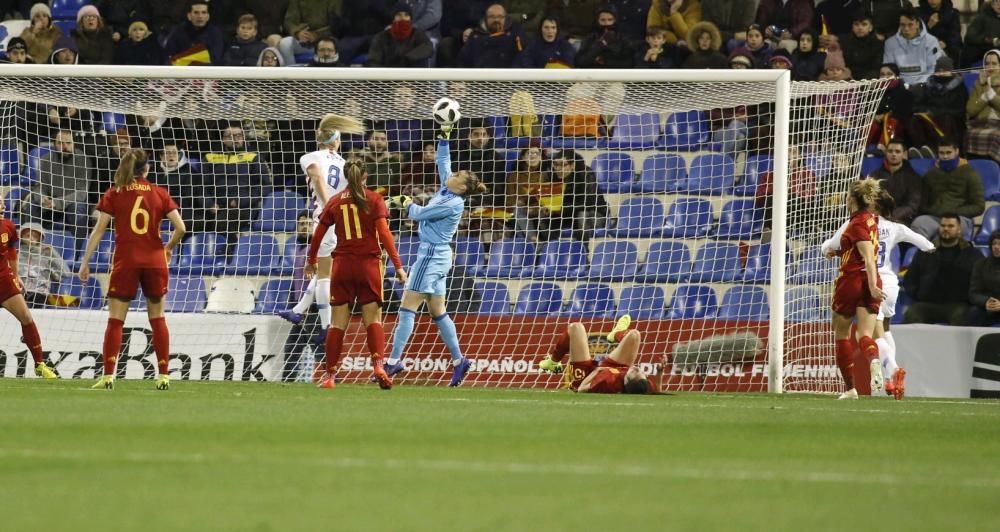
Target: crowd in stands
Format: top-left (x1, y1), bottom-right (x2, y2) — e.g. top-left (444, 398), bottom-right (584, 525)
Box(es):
top-left (0, 0), bottom-right (999, 324)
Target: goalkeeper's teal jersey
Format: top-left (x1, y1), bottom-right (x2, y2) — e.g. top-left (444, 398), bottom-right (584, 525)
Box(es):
top-left (406, 139), bottom-right (464, 245)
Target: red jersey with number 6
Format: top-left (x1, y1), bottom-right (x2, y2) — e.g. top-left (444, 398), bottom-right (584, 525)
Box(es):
top-left (839, 211), bottom-right (879, 276)
top-left (96, 179), bottom-right (179, 268)
top-left (317, 190), bottom-right (390, 258)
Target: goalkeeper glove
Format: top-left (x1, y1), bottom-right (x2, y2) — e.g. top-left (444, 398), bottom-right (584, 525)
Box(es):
top-left (438, 124), bottom-right (453, 140)
top-left (388, 195), bottom-right (412, 210)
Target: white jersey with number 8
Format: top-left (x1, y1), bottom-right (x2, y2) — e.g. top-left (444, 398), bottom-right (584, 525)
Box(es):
top-left (300, 149), bottom-right (346, 256)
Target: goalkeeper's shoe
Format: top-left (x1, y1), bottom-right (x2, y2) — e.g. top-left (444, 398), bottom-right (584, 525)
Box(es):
top-left (448, 358), bottom-right (471, 387)
top-left (537, 356), bottom-right (563, 374)
top-left (384, 361), bottom-right (406, 377)
top-left (606, 314), bottom-right (633, 343)
top-left (35, 362), bottom-right (57, 379)
top-left (278, 310), bottom-right (303, 325)
top-left (837, 388), bottom-right (858, 400)
top-left (869, 358), bottom-right (884, 396)
top-left (155, 375), bottom-right (170, 391)
top-left (317, 373), bottom-right (336, 389)
top-left (92, 375), bottom-right (114, 390)
top-left (889, 367), bottom-right (906, 400)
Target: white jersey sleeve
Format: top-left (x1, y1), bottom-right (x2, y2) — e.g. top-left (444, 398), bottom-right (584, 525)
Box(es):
top-left (821, 220), bottom-right (850, 256)
top-left (299, 150), bottom-right (346, 212)
top-left (876, 219), bottom-right (935, 276)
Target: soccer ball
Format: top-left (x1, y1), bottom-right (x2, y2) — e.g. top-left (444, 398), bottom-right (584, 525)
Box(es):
top-left (432, 97), bottom-right (462, 125)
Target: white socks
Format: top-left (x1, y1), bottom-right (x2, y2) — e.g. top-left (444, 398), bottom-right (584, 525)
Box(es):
top-left (291, 277), bottom-right (316, 315)
top-left (316, 278), bottom-right (331, 328)
top-left (875, 333), bottom-right (899, 379)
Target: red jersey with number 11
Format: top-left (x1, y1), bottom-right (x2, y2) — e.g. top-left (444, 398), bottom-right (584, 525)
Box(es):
top-left (317, 190), bottom-right (390, 258)
top-left (96, 178), bottom-right (179, 268)
top-left (839, 210), bottom-right (879, 276)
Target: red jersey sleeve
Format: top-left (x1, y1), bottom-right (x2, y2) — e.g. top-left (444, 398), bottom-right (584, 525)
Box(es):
top-left (96, 188), bottom-right (115, 215)
top-left (1, 220), bottom-right (17, 260)
top-left (369, 191), bottom-right (389, 219)
top-left (844, 215), bottom-right (873, 246)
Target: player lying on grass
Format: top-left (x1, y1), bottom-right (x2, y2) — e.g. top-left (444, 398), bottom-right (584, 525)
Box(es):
top-left (306, 161), bottom-right (406, 390)
top-left (0, 191), bottom-right (56, 379)
top-left (539, 315), bottom-right (653, 394)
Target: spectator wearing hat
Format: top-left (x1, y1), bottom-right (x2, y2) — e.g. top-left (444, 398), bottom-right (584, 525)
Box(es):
top-left (967, 230), bottom-right (1000, 326)
top-left (20, 3), bottom-right (62, 64)
top-left (819, 45), bottom-right (852, 81)
top-left (883, 6), bottom-right (942, 86)
top-left (518, 15), bottom-right (575, 68)
top-left (163, 1), bottom-right (225, 65)
top-left (683, 21), bottom-right (727, 69)
top-left (965, 49), bottom-right (1000, 163)
top-left (907, 55), bottom-right (968, 154)
top-left (367, 2), bottom-right (434, 68)
top-left (791, 28), bottom-right (825, 81)
top-left (768, 48), bottom-right (793, 70)
top-left (223, 14), bottom-right (267, 66)
top-left (576, 4), bottom-right (634, 68)
top-left (740, 24), bottom-right (773, 68)
top-left (2, 37), bottom-right (33, 64)
top-left (635, 26), bottom-right (680, 69)
top-left (115, 20), bottom-right (165, 65)
top-left (917, 0), bottom-right (962, 64)
top-left (459, 3), bottom-right (526, 68)
top-left (16, 223), bottom-right (69, 309)
top-left (728, 48), bottom-right (753, 69)
top-left (646, 0), bottom-right (702, 47)
top-left (72, 5), bottom-right (115, 65)
top-left (94, 0), bottom-right (152, 43)
top-left (256, 47), bottom-right (286, 67)
top-left (48, 35), bottom-right (80, 65)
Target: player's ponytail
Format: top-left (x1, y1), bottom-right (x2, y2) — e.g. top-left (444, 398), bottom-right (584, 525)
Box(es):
top-left (114, 148), bottom-right (148, 189)
top-left (345, 160), bottom-right (369, 213)
top-left (316, 114), bottom-right (365, 147)
top-left (848, 178), bottom-right (881, 212)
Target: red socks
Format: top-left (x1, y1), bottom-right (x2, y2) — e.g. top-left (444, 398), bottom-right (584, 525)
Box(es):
top-left (550, 330), bottom-right (571, 363)
top-left (858, 335), bottom-right (879, 363)
top-left (102, 318), bottom-right (124, 376)
top-left (366, 322), bottom-right (386, 360)
top-left (21, 322), bottom-right (43, 365)
top-left (325, 327), bottom-right (345, 374)
top-left (835, 339), bottom-right (855, 390)
top-left (150, 317), bottom-right (170, 377)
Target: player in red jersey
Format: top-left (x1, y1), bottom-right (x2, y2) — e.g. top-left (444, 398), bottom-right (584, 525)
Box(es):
top-left (0, 192), bottom-right (56, 379)
top-left (78, 149), bottom-right (186, 391)
top-left (539, 315), bottom-right (652, 394)
top-left (831, 178), bottom-right (884, 400)
top-left (306, 161), bottom-right (407, 390)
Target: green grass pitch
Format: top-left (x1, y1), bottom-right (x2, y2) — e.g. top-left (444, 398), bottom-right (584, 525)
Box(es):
top-left (2, 379), bottom-right (999, 532)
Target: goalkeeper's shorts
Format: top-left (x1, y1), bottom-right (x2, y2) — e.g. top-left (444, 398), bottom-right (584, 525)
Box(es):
top-left (404, 243), bottom-right (452, 296)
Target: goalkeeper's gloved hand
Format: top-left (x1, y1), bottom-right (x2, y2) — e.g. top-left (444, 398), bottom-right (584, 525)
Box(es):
top-left (438, 123), bottom-right (453, 140)
top-left (388, 195), bottom-right (412, 210)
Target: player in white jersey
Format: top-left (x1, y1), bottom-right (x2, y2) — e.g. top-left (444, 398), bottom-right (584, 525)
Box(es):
top-left (822, 190), bottom-right (934, 399)
top-left (278, 114), bottom-right (365, 345)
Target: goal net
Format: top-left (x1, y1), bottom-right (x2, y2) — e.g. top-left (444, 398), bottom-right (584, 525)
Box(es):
top-left (0, 65), bottom-right (890, 393)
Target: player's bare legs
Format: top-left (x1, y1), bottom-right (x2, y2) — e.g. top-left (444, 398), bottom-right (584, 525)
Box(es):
top-left (566, 322), bottom-right (592, 363)
top-left (147, 296), bottom-right (171, 390)
top-left (539, 314), bottom-right (632, 373)
top-left (608, 329), bottom-right (642, 366)
top-left (1, 294), bottom-right (56, 379)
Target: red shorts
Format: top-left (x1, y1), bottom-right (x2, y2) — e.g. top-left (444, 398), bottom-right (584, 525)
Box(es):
top-left (330, 255), bottom-right (384, 306)
top-left (108, 265), bottom-right (169, 300)
top-left (569, 357), bottom-right (629, 392)
top-left (0, 273), bottom-right (23, 304)
top-left (832, 272), bottom-right (881, 316)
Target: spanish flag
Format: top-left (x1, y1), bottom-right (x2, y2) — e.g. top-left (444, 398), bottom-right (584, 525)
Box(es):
top-left (819, 15), bottom-right (829, 53)
top-left (170, 43), bottom-right (212, 66)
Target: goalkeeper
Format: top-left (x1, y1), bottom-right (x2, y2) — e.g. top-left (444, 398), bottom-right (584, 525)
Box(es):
top-left (383, 105), bottom-right (487, 387)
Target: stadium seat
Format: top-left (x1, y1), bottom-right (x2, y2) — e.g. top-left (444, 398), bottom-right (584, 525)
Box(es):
top-left (591, 152), bottom-right (635, 193)
top-left (559, 283), bottom-right (616, 317)
top-left (251, 190), bottom-right (306, 232)
top-left (224, 234), bottom-right (285, 275)
top-left (57, 275), bottom-right (104, 310)
top-left (662, 198), bottom-right (713, 238)
top-left (51, 19), bottom-right (76, 34)
top-left (687, 242), bottom-right (741, 282)
top-left (611, 196), bottom-right (665, 237)
top-left (900, 245), bottom-right (918, 269)
top-left (586, 240), bottom-right (638, 281)
top-left (969, 159), bottom-right (1000, 201)
top-left (784, 286), bottom-right (824, 322)
top-left (680, 153), bottom-right (735, 195)
top-left (166, 276), bottom-right (208, 313)
top-left (487, 116), bottom-right (531, 150)
top-left (861, 157), bottom-right (883, 176)
top-left (474, 281), bottom-right (512, 315)
top-left (26, 146), bottom-right (51, 184)
top-left (100, 111), bottom-right (127, 134)
top-left (617, 284), bottom-right (665, 319)
top-left (892, 290), bottom-right (912, 325)
top-left (791, 246), bottom-right (836, 285)
top-left (2, 186), bottom-right (27, 224)
top-left (742, 243), bottom-right (790, 283)
top-left (480, 238), bottom-right (536, 278)
top-left (386, 118), bottom-right (424, 154)
top-left (531, 239), bottom-right (588, 279)
top-left (42, 230), bottom-right (77, 267)
top-left (665, 284), bottom-right (718, 319)
top-left (714, 199), bottom-right (763, 240)
top-left (974, 205), bottom-right (1000, 245)
top-left (87, 233), bottom-right (115, 273)
top-left (661, 110), bottom-right (710, 151)
top-left (608, 113), bottom-right (661, 150)
top-left (385, 236), bottom-right (421, 277)
top-left (454, 236), bottom-right (485, 275)
top-left (51, 0), bottom-right (90, 20)
top-left (718, 286), bottom-right (769, 321)
top-left (174, 233), bottom-right (228, 275)
top-left (205, 278), bottom-right (257, 313)
top-left (908, 158), bottom-right (933, 175)
top-left (253, 279), bottom-right (293, 314)
top-left (733, 154), bottom-right (772, 196)
top-left (514, 282), bottom-right (563, 316)
top-left (0, 144), bottom-right (19, 185)
top-left (804, 152), bottom-right (832, 178)
top-left (542, 114), bottom-right (601, 149)
top-left (634, 153), bottom-right (685, 193)
top-left (964, 72), bottom-right (979, 93)
top-left (636, 240), bottom-right (691, 283)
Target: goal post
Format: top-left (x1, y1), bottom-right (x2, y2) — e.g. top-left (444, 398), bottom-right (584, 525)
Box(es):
top-left (0, 64), bottom-right (890, 393)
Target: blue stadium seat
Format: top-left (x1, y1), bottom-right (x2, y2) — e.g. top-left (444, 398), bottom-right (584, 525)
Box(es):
top-left (661, 110), bottom-right (710, 151)
top-left (87, 233), bottom-right (115, 273)
top-left (386, 118), bottom-right (424, 154)
top-left (385, 236), bottom-right (422, 277)
top-left (591, 152), bottom-right (635, 193)
top-left (454, 236), bottom-right (485, 275)
top-left (559, 283), bottom-right (616, 317)
top-left (586, 240), bottom-right (638, 281)
top-left (662, 198), bottom-right (713, 238)
top-left (173, 233), bottom-right (227, 275)
top-left (734, 154), bottom-right (772, 196)
top-left (975, 205), bottom-right (1000, 245)
top-left (742, 243), bottom-right (789, 283)
top-left (714, 199), bottom-right (763, 240)
top-left (718, 286), bottom-right (769, 320)
top-left (608, 113), bottom-right (661, 149)
top-left (100, 111), bottom-right (126, 134)
top-left (251, 190), bottom-right (306, 232)
top-left (680, 153), bottom-right (735, 195)
top-left (51, 0), bottom-right (90, 20)
top-left (514, 282), bottom-right (564, 316)
top-left (861, 157), bottom-right (883, 176)
top-left (784, 286), bottom-right (824, 322)
top-left (637, 240), bottom-right (690, 283)
top-left (791, 246), bottom-right (836, 284)
top-left (531, 239), bottom-right (588, 279)
top-left (487, 116), bottom-right (531, 150)
top-left (224, 234), bottom-right (285, 275)
top-left (666, 284), bottom-right (718, 319)
top-left (26, 146), bottom-right (51, 184)
top-left (969, 159), bottom-right (1000, 201)
top-left (617, 284), bottom-right (665, 319)
top-left (42, 230), bottom-right (77, 267)
top-left (908, 158), bottom-right (933, 175)
top-left (901, 246), bottom-right (918, 270)
top-left (612, 196), bottom-right (665, 237)
top-left (58, 275), bottom-right (103, 310)
top-left (804, 152), bottom-right (832, 178)
top-left (0, 144), bottom-right (19, 185)
top-left (480, 238), bottom-right (536, 278)
top-left (634, 153), bottom-right (685, 193)
top-left (474, 281), bottom-right (512, 315)
top-left (253, 279), bottom-right (293, 314)
top-left (892, 290), bottom-right (912, 324)
top-left (167, 276), bottom-right (208, 313)
top-left (964, 72), bottom-right (979, 93)
top-left (52, 19), bottom-right (76, 34)
top-left (687, 242), bottom-right (741, 282)
top-left (2, 186), bottom-right (27, 224)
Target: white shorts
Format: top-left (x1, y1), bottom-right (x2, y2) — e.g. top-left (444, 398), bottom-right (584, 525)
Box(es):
top-left (877, 274), bottom-right (899, 320)
top-left (313, 219), bottom-right (338, 257)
